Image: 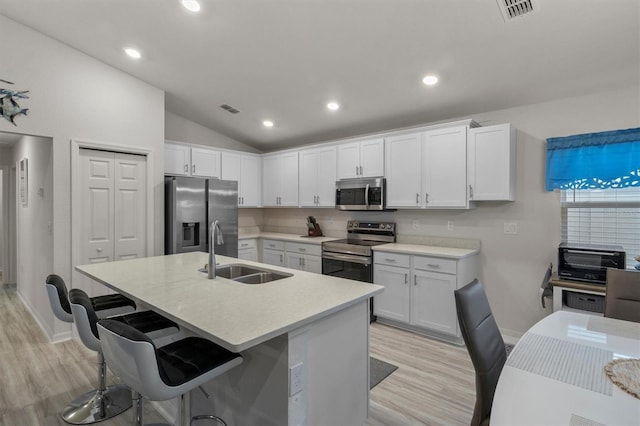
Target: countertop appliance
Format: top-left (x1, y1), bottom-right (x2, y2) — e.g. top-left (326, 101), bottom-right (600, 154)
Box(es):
top-left (165, 176), bottom-right (238, 257)
top-left (335, 177), bottom-right (388, 211)
top-left (557, 242), bottom-right (625, 284)
top-left (322, 221), bottom-right (396, 321)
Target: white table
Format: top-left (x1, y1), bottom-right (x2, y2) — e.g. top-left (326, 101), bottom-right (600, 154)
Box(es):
top-left (492, 311), bottom-right (640, 426)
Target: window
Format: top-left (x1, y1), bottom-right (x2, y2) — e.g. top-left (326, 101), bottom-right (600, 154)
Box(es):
top-left (561, 187), bottom-right (640, 268)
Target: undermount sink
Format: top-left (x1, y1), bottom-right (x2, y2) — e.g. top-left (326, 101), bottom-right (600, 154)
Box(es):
top-left (209, 263), bottom-right (293, 284)
top-left (233, 271), bottom-right (292, 284)
top-left (215, 264), bottom-right (265, 279)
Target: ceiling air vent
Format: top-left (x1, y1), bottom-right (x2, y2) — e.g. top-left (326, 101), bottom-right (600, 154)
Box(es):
top-left (220, 104), bottom-right (240, 114)
top-left (496, 0), bottom-right (539, 21)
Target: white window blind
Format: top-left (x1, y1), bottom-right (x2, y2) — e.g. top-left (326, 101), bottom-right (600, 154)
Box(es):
top-left (561, 187), bottom-right (640, 268)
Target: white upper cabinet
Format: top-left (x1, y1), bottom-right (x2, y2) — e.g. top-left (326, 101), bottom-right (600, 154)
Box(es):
top-left (164, 143), bottom-right (221, 178)
top-left (336, 138), bottom-right (384, 179)
top-left (385, 126), bottom-right (471, 209)
top-left (191, 147), bottom-right (220, 178)
top-left (299, 146), bottom-right (337, 207)
top-left (262, 151), bottom-right (299, 207)
top-left (385, 132), bottom-right (422, 207)
top-left (422, 126), bottom-right (469, 208)
top-left (164, 144), bottom-right (190, 176)
top-left (221, 151), bottom-right (262, 207)
top-left (468, 123), bottom-right (516, 201)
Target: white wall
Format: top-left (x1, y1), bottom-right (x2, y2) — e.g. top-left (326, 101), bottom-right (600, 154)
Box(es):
top-left (257, 86), bottom-right (640, 337)
top-left (165, 111), bottom-right (261, 153)
top-left (0, 14), bottom-right (165, 341)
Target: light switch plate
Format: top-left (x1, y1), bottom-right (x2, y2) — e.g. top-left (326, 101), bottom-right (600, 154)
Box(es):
top-left (289, 362), bottom-right (305, 396)
top-left (504, 222), bottom-right (518, 234)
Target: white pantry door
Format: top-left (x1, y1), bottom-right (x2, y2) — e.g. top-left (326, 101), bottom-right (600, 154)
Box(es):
top-left (78, 149), bottom-right (147, 296)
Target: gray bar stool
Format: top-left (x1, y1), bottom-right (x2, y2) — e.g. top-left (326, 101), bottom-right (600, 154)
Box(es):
top-left (45, 274), bottom-right (137, 424)
top-left (68, 289), bottom-right (180, 425)
top-left (97, 319), bottom-right (243, 426)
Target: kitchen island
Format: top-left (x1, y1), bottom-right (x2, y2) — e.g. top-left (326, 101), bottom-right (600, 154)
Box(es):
top-left (76, 252), bottom-right (382, 425)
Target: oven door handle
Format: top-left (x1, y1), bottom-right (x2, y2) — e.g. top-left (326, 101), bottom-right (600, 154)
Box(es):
top-left (365, 183), bottom-right (370, 208)
top-left (322, 252), bottom-right (371, 265)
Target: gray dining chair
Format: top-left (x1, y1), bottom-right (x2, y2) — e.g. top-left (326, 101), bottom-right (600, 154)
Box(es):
top-left (455, 279), bottom-right (507, 426)
top-left (604, 268), bottom-right (640, 323)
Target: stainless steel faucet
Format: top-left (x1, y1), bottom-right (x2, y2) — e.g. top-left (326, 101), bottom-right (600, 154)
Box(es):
top-left (208, 220), bottom-right (224, 279)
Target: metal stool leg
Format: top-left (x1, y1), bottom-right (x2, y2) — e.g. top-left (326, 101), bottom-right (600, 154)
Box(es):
top-left (61, 351), bottom-right (132, 424)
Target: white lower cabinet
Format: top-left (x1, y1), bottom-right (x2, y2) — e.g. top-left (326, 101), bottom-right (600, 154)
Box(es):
top-left (262, 239), bottom-right (285, 266)
top-left (238, 238), bottom-right (258, 262)
top-left (373, 250), bottom-right (477, 343)
top-left (284, 242), bottom-right (322, 273)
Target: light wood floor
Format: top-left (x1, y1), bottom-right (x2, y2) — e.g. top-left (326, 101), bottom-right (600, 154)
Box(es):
top-left (0, 287), bottom-right (475, 425)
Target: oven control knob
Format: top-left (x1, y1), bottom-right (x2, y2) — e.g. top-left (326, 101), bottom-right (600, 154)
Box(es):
top-left (385, 224), bottom-right (391, 229)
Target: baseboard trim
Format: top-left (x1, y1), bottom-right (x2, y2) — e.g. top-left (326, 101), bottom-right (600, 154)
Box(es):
top-left (16, 290), bottom-right (54, 342)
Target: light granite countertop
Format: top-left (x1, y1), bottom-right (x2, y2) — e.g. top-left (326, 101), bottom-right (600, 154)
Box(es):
top-left (76, 252), bottom-right (381, 352)
top-left (239, 232), bottom-right (339, 244)
top-left (372, 243), bottom-right (478, 259)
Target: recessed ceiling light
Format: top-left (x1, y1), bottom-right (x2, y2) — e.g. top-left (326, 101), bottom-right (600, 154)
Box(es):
top-left (263, 120), bottom-right (274, 128)
top-left (124, 47), bottom-right (141, 59)
top-left (327, 102), bottom-right (340, 111)
top-left (180, 0), bottom-right (201, 12)
top-left (422, 75), bottom-right (439, 86)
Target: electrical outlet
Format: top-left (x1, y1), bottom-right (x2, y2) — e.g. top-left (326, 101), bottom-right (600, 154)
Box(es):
top-left (412, 220), bottom-right (420, 229)
top-left (447, 221), bottom-right (454, 231)
top-left (504, 222), bottom-right (518, 234)
top-left (289, 362), bottom-right (305, 396)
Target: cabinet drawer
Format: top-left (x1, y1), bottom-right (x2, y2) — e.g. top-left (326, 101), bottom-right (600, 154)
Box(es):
top-left (262, 239), bottom-right (285, 251)
top-left (374, 252), bottom-right (410, 268)
top-left (238, 238), bottom-right (257, 250)
top-left (412, 256), bottom-right (457, 274)
top-left (285, 242), bottom-right (321, 256)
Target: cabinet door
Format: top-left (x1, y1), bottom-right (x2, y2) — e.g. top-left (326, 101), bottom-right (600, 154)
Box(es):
top-left (422, 126), bottom-right (468, 208)
top-left (373, 264), bottom-right (410, 323)
top-left (299, 148), bottom-right (319, 207)
top-left (238, 248), bottom-right (258, 262)
top-left (221, 151), bottom-right (242, 203)
top-left (337, 142), bottom-right (360, 179)
top-left (164, 144), bottom-right (190, 176)
top-left (316, 146), bottom-right (337, 207)
top-left (360, 138), bottom-right (385, 177)
top-left (262, 155), bottom-right (281, 206)
top-left (280, 152), bottom-right (299, 206)
top-left (263, 248), bottom-right (284, 266)
top-left (411, 270), bottom-right (458, 335)
top-left (191, 147), bottom-right (220, 178)
top-left (286, 252), bottom-right (305, 271)
top-left (302, 254), bottom-right (322, 274)
top-left (385, 133), bottom-right (422, 207)
top-left (240, 155), bottom-right (261, 207)
top-left (468, 123), bottom-right (516, 201)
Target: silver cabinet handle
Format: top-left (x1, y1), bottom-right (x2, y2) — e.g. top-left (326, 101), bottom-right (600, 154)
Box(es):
top-left (385, 258), bottom-right (396, 263)
top-left (416, 193), bottom-right (419, 204)
top-left (184, 164), bottom-right (188, 173)
top-left (299, 248), bottom-right (306, 252)
top-left (425, 193), bottom-right (429, 204)
top-left (96, 248), bottom-right (102, 253)
top-left (355, 165), bottom-right (359, 176)
top-left (414, 275), bottom-right (417, 286)
top-left (280, 254), bottom-right (283, 263)
top-left (427, 263), bottom-right (440, 269)
top-left (359, 165), bottom-right (363, 175)
top-left (469, 185), bottom-right (474, 199)
top-left (404, 273), bottom-right (408, 284)
top-left (299, 258), bottom-right (302, 266)
top-left (302, 258), bottom-right (305, 267)
top-left (192, 164), bottom-right (196, 174)
top-left (240, 243), bottom-right (249, 247)
top-left (269, 243), bottom-right (275, 247)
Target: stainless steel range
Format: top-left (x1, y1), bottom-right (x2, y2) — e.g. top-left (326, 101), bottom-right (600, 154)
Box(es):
top-left (322, 221), bottom-right (396, 321)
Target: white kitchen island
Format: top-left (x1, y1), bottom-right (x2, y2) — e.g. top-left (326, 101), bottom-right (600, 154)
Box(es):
top-left (76, 252), bottom-right (382, 425)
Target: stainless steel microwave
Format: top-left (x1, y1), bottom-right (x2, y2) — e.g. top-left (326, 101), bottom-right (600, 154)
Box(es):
top-left (558, 243), bottom-right (626, 284)
top-left (335, 177), bottom-right (387, 211)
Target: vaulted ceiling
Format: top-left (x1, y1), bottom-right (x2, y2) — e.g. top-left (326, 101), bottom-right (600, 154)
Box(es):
top-left (1, 0), bottom-right (638, 150)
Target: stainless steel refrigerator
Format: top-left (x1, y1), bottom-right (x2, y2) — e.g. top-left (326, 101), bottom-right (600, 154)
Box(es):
top-left (165, 176), bottom-right (238, 257)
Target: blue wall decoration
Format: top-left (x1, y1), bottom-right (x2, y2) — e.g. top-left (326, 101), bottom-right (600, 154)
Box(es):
top-left (0, 79), bottom-right (29, 126)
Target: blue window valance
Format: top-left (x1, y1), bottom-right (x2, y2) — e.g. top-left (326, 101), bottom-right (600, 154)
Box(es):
top-left (545, 127), bottom-right (640, 191)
